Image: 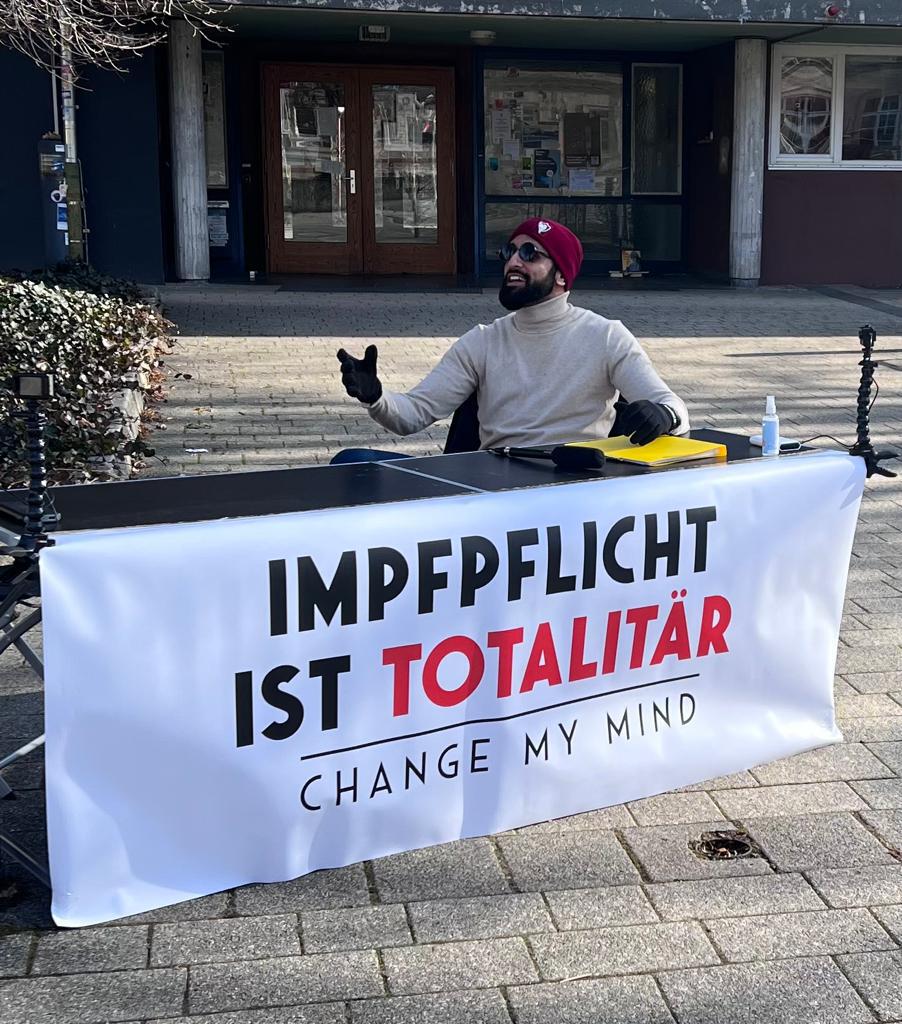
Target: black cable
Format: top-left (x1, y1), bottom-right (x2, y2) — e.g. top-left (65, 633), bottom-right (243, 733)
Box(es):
top-left (797, 433), bottom-right (854, 450)
top-left (798, 362), bottom-right (885, 451)
top-left (869, 378), bottom-right (880, 415)
top-left (44, 490), bottom-right (59, 529)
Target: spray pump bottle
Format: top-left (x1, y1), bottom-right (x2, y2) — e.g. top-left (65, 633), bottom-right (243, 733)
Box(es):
top-left (761, 395), bottom-right (780, 456)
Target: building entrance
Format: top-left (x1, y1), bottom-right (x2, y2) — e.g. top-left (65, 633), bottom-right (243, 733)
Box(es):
top-left (263, 63), bottom-right (456, 274)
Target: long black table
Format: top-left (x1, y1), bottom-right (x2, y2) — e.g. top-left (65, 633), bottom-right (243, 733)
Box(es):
top-left (0, 430), bottom-right (771, 536)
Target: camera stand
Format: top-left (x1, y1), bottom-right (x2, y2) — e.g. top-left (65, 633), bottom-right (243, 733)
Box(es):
top-left (850, 325), bottom-right (898, 479)
top-left (0, 376), bottom-right (59, 887)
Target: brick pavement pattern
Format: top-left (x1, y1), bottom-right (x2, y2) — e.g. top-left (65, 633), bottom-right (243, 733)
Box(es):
top-left (2, 283), bottom-right (902, 1023)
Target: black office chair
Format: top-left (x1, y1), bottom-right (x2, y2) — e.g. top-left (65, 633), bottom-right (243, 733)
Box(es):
top-left (443, 393), bottom-right (629, 454)
top-left (443, 393), bottom-right (482, 454)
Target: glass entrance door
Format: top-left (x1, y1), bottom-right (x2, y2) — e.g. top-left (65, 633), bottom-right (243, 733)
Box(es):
top-left (263, 65), bottom-right (362, 274)
top-left (264, 65), bottom-right (456, 275)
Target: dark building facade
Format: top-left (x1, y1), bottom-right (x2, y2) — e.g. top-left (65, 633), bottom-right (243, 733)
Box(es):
top-left (3, 1), bottom-right (902, 286)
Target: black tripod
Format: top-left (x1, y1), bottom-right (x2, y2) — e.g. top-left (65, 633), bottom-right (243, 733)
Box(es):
top-left (0, 373), bottom-right (59, 887)
top-left (850, 325), bottom-right (898, 479)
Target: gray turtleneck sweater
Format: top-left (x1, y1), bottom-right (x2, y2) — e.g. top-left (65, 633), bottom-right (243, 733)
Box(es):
top-left (367, 293), bottom-right (689, 450)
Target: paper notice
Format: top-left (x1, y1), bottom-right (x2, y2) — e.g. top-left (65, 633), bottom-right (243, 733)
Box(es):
top-left (568, 168), bottom-right (596, 191)
top-left (491, 109), bottom-right (512, 143)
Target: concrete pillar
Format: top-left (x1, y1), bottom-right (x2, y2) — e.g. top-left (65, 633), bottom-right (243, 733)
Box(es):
top-left (169, 20), bottom-right (209, 281)
top-left (730, 38), bottom-right (768, 287)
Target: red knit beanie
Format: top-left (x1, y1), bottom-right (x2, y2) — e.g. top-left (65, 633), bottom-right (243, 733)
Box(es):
top-left (509, 218), bottom-right (584, 289)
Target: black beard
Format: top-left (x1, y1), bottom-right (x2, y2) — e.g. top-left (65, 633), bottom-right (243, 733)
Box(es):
top-left (498, 265), bottom-right (556, 311)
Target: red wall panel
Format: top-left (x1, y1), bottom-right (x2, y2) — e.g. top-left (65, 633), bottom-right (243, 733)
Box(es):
top-left (761, 170), bottom-right (902, 287)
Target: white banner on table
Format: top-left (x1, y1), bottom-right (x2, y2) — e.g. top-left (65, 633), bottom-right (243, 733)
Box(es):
top-left (40, 452), bottom-right (865, 926)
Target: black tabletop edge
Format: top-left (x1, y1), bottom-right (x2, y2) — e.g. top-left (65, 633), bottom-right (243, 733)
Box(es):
top-left (0, 430), bottom-right (830, 535)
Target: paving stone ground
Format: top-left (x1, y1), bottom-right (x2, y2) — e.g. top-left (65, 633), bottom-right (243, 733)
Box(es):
top-left (2, 282), bottom-right (902, 1023)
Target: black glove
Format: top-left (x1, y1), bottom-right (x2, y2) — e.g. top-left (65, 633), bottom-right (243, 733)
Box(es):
top-left (619, 400), bottom-right (675, 446)
top-left (337, 344), bottom-right (383, 405)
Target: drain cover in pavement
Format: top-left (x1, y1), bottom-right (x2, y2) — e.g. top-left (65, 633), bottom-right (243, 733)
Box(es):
top-left (689, 828), bottom-right (762, 861)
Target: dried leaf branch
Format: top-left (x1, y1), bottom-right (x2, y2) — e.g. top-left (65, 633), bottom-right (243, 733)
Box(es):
top-left (0, 0), bottom-right (229, 73)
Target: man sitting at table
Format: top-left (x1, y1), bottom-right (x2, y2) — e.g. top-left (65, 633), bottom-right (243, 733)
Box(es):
top-left (334, 218), bottom-right (689, 461)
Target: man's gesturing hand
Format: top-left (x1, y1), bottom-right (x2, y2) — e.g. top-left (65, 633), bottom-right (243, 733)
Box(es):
top-left (618, 400), bottom-right (675, 446)
top-left (336, 344), bottom-right (383, 405)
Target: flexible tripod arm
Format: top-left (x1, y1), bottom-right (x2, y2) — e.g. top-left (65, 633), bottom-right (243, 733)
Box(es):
top-left (16, 395), bottom-right (58, 553)
top-left (0, 375), bottom-right (60, 602)
top-left (849, 324), bottom-right (898, 479)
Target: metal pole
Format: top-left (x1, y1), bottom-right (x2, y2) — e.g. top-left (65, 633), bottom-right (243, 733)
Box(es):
top-left (59, 28), bottom-right (85, 261)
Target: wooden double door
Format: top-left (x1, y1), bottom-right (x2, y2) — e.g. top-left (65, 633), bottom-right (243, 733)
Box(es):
top-left (263, 63), bottom-right (456, 275)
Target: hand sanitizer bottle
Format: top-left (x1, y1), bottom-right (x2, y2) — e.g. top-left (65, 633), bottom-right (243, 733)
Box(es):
top-left (762, 395), bottom-right (780, 455)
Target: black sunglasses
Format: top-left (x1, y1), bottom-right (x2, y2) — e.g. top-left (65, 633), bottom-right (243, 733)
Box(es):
top-left (498, 241), bottom-right (551, 264)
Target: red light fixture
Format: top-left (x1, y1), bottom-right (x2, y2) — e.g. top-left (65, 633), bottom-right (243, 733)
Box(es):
top-left (825, 3), bottom-right (841, 15)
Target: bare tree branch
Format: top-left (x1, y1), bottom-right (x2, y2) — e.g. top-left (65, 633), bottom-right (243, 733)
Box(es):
top-left (0, 0), bottom-right (230, 74)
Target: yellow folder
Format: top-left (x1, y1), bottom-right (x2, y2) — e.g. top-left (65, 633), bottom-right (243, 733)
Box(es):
top-left (567, 434), bottom-right (728, 467)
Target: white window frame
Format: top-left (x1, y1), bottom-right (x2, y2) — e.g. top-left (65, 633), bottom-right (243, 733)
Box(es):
top-left (631, 63), bottom-right (683, 195)
top-left (770, 43), bottom-right (902, 170)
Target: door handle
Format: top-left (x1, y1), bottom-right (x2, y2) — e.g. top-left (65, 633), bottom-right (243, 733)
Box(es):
top-left (344, 169), bottom-right (356, 195)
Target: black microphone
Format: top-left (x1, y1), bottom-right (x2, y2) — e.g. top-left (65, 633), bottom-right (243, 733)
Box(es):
top-left (490, 446), bottom-right (605, 471)
top-left (551, 446), bottom-right (606, 471)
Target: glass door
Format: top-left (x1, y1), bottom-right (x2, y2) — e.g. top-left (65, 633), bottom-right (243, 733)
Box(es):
top-left (360, 69), bottom-right (456, 274)
top-left (263, 65), bottom-right (363, 274)
top-left (264, 65), bottom-right (456, 275)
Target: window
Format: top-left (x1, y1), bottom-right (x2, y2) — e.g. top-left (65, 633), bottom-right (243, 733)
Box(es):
top-left (770, 45), bottom-right (902, 169)
top-left (202, 52), bottom-right (228, 188)
top-left (843, 56), bottom-right (902, 161)
top-left (479, 59), bottom-right (684, 272)
top-left (778, 56), bottom-right (832, 156)
top-left (632, 64), bottom-right (682, 194)
top-left (483, 63), bottom-right (624, 197)
top-left (485, 202), bottom-right (628, 260)
top-left (483, 203), bottom-right (682, 263)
